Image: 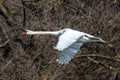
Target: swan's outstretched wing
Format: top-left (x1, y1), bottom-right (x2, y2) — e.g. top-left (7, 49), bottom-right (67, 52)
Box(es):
top-left (56, 43), bottom-right (83, 64)
top-left (55, 30), bottom-right (82, 51)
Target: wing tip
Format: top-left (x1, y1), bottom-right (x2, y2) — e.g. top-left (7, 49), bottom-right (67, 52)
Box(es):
top-left (54, 47), bottom-right (64, 51)
top-left (56, 59), bottom-right (69, 64)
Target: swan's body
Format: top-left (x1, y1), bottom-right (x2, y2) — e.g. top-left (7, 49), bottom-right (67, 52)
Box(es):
top-left (22, 28), bottom-right (105, 64)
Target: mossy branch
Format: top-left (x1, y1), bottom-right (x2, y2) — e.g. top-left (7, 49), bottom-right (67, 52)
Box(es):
top-left (0, 39), bottom-right (10, 47)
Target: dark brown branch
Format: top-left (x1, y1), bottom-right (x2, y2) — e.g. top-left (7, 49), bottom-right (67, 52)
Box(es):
top-left (21, 0), bottom-right (26, 27)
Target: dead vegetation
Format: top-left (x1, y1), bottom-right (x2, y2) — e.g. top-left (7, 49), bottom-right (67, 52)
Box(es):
top-left (0, 0), bottom-right (120, 80)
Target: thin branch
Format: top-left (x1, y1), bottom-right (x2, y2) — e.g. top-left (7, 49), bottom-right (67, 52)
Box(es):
top-left (87, 57), bottom-right (118, 71)
top-left (76, 54), bottom-right (120, 63)
top-left (1, 57), bottom-right (14, 72)
top-left (0, 39), bottom-right (10, 47)
top-left (21, 0), bottom-right (26, 27)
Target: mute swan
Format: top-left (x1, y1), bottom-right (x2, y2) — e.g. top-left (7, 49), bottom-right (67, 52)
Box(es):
top-left (22, 28), bottom-right (105, 64)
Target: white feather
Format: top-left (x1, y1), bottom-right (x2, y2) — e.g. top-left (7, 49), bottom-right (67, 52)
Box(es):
top-left (56, 42), bottom-right (83, 64)
top-left (55, 29), bottom-right (84, 51)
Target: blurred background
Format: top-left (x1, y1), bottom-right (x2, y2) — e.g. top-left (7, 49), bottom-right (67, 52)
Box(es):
top-left (0, 0), bottom-right (120, 80)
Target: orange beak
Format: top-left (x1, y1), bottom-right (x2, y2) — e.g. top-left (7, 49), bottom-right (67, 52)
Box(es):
top-left (22, 32), bottom-right (27, 35)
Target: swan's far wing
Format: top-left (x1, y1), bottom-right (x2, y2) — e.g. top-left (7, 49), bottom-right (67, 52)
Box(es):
top-left (56, 43), bottom-right (83, 64)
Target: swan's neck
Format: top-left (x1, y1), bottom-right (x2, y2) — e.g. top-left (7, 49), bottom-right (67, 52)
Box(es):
top-left (27, 31), bottom-right (60, 36)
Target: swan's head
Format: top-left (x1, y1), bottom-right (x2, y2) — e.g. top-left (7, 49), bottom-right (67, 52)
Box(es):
top-left (22, 30), bottom-right (34, 35)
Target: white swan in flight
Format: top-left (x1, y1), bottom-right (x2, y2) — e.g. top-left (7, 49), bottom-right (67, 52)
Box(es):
top-left (22, 28), bottom-right (105, 64)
